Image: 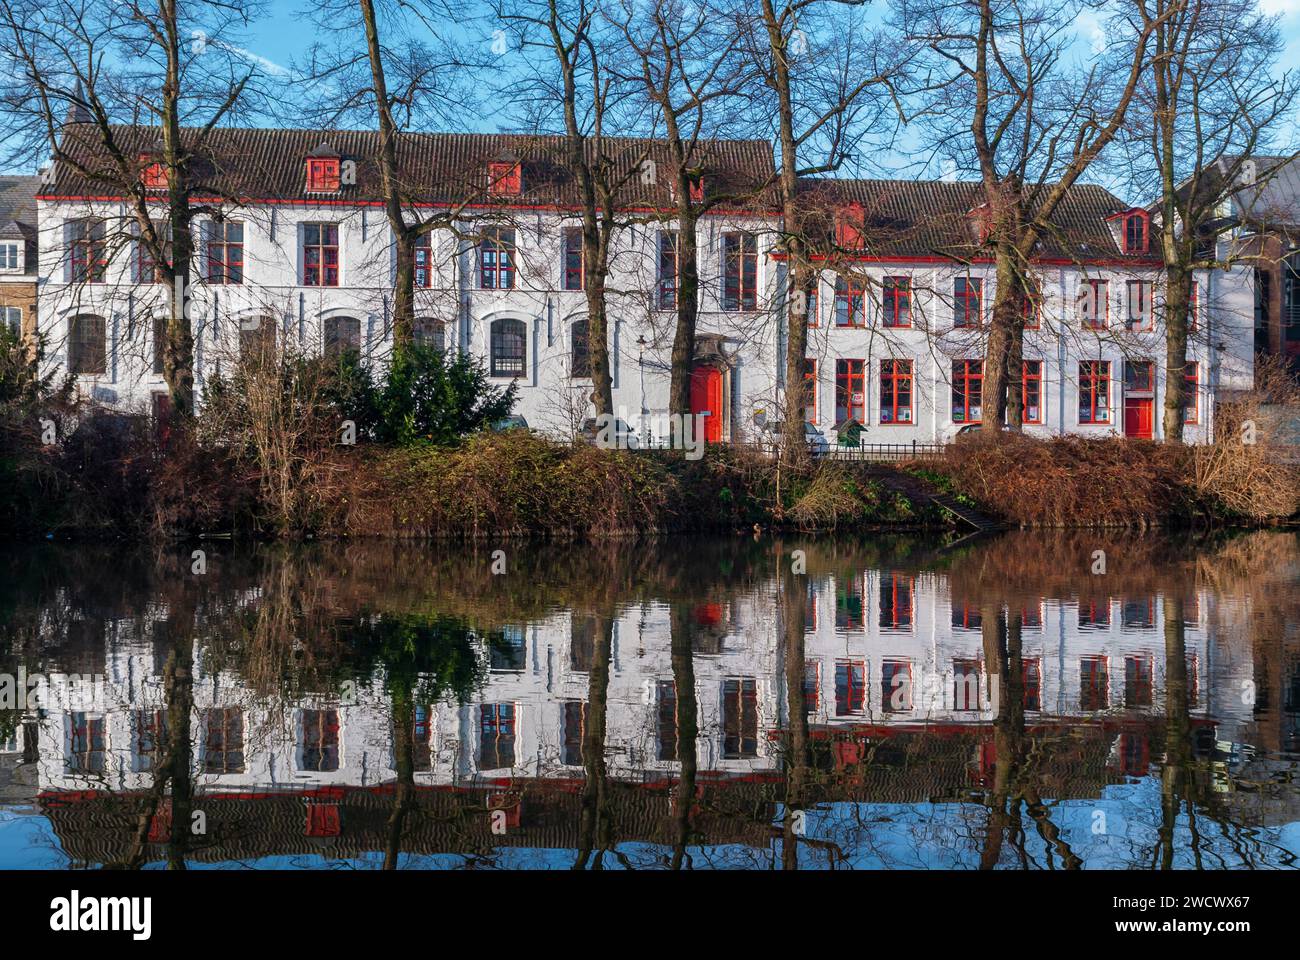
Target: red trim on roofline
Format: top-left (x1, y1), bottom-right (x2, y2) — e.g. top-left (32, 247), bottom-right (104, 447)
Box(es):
top-left (770, 252), bottom-right (1162, 268)
top-left (35, 193), bottom-right (782, 218)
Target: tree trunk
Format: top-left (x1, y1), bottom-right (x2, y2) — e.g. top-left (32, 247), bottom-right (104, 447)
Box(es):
top-left (669, 205), bottom-right (700, 420)
top-left (668, 603), bottom-right (699, 870)
top-left (161, 0), bottom-right (194, 417)
top-left (1162, 267), bottom-right (1192, 442)
top-left (780, 551), bottom-right (809, 870)
top-left (359, 0), bottom-right (415, 354)
top-left (762, 0), bottom-right (808, 465)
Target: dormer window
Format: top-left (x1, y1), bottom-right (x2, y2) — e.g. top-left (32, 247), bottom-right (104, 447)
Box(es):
top-left (140, 156), bottom-right (167, 191)
top-left (834, 203), bottom-right (866, 249)
top-left (488, 160), bottom-right (522, 197)
top-left (1122, 211), bottom-right (1149, 254)
top-left (306, 157), bottom-right (341, 193)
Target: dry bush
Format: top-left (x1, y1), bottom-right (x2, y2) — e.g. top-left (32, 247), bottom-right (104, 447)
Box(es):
top-left (941, 433), bottom-right (1195, 527)
top-left (787, 462), bottom-right (880, 530)
top-left (1192, 396), bottom-right (1299, 523)
top-left (198, 349), bottom-right (354, 534)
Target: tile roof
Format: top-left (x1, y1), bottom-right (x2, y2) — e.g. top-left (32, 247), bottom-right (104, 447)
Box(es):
top-left (796, 177), bottom-right (1143, 262)
top-left (0, 175), bottom-right (39, 274)
top-left (41, 124), bottom-right (779, 213)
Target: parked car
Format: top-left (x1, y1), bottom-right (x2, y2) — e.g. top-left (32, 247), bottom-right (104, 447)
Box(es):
top-left (954, 421), bottom-right (1007, 439)
top-left (491, 415), bottom-right (530, 432)
top-left (578, 416), bottom-right (639, 447)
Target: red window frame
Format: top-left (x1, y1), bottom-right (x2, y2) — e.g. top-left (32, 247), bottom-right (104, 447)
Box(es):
top-left (802, 358), bottom-right (817, 423)
top-left (302, 223), bottom-right (339, 286)
top-left (879, 572), bottom-right (913, 630)
top-left (834, 274), bottom-right (866, 327)
top-left (953, 658), bottom-right (981, 711)
top-left (657, 230), bottom-right (677, 310)
top-left (836, 574), bottom-right (864, 631)
top-left (722, 232), bottom-right (758, 311)
top-left (952, 602), bottom-right (981, 630)
top-left (1021, 359), bottom-right (1042, 424)
top-left (1079, 279), bottom-right (1109, 329)
top-left (412, 233), bottom-right (432, 288)
top-left (1079, 360), bottom-right (1111, 424)
top-left (306, 157), bottom-right (341, 193)
top-left (835, 203), bottom-right (866, 249)
top-left (834, 659), bottom-right (866, 716)
top-left (802, 661), bottom-right (820, 713)
top-left (879, 358), bottom-right (913, 424)
top-left (1080, 656), bottom-right (1109, 711)
top-left (140, 156), bottom-right (167, 190)
top-left (954, 276), bottom-right (982, 327)
top-left (1183, 362), bottom-right (1199, 425)
top-left (1124, 359), bottom-right (1155, 393)
top-left (721, 677), bottom-right (758, 758)
top-left (881, 660), bottom-right (913, 713)
top-left (882, 275), bottom-right (911, 327)
top-left (479, 228), bottom-right (516, 290)
top-left (487, 161), bottom-right (522, 196)
top-left (1079, 598), bottom-right (1111, 628)
top-left (952, 359), bottom-right (983, 423)
top-left (1022, 659), bottom-right (1042, 711)
top-left (562, 226), bottom-right (584, 291)
top-left (1125, 655), bottom-right (1154, 707)
top-left (1123, 212), bottom-right (1148, 254)
top-left (1126, 279), bottom-right (1153, 330)
top-left (1020, 282), bottom-right (1041, 329)
top-left (300, 708), bottom-right (340, 772)
top-left (479, 702), bottom-right (517, 768)
top-left (205, 221), bottom-right (244, 285)
top-left (835, 358), bottom-right (865, 423)
top-left (70, 220), bottom-right (107, 284)
top-left (136, 222), bottom-right (169, 284)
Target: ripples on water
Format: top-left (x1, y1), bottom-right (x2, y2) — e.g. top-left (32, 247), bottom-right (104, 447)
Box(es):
top-left (0, 530), bottom-right (1297, 870)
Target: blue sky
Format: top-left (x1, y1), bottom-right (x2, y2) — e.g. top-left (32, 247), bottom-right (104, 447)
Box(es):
top-left (5, 0), bottom-right (1298, 180)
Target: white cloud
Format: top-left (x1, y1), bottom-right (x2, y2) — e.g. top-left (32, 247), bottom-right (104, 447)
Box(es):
top-left (1259, 0), bottom-right (1300, 16)
top-left (1075, 11), bottom-right (1108, 55)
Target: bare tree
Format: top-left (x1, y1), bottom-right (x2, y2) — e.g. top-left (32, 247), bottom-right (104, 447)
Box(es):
top-left (612, 0), bottom-right (751, 420)
top-left (0, 0), bottom-right (269, 417)
top-left (738, 0), bottom-right (908, 463)
top-left (901, 0), bottom-right (1171, 435)
top-left (1113, 0), bottom-right (1297, 441)
top-left (498, 0), bottom-right (648, 418)
top-left (299, 0), bottom-right (491, 353)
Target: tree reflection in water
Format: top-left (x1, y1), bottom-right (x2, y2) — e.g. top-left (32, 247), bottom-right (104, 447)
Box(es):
top-left (0, 531), bottom-right (1297, 870)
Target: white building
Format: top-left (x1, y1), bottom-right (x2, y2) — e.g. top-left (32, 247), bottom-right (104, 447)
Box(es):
top-left (33, 124), bottom-right (1255, 443)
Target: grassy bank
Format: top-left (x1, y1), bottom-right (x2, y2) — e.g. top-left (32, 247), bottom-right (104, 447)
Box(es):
top-left (2, 426), bottom-right (940, 540)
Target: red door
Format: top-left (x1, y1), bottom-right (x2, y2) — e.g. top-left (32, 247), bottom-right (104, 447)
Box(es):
top-left (690, 367), bottom-right (723, 443)
top-left (1124, 397), bottom-right (1153, 438)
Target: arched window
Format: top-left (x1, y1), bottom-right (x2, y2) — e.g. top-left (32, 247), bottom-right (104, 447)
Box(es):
top-left (413, 316), bottom-right (445, 352)
top-left (490, 318), bottom-right (526, 377)
top-left (570, 318), bottom-right (590, 378)
top-left (68, 314), bottom-right (107, 375)
top-left (1122, 212), bottom-right (1148, 254)
top-left (324, 315), bottom-right (361, 356)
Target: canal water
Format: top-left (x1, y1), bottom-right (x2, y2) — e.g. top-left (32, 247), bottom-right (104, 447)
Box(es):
top-left (0, 530), bottom-right (1296, 869)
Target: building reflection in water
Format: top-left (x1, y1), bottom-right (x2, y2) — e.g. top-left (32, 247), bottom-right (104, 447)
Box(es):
top-left (1, 531), bottom-right (1297, 869)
